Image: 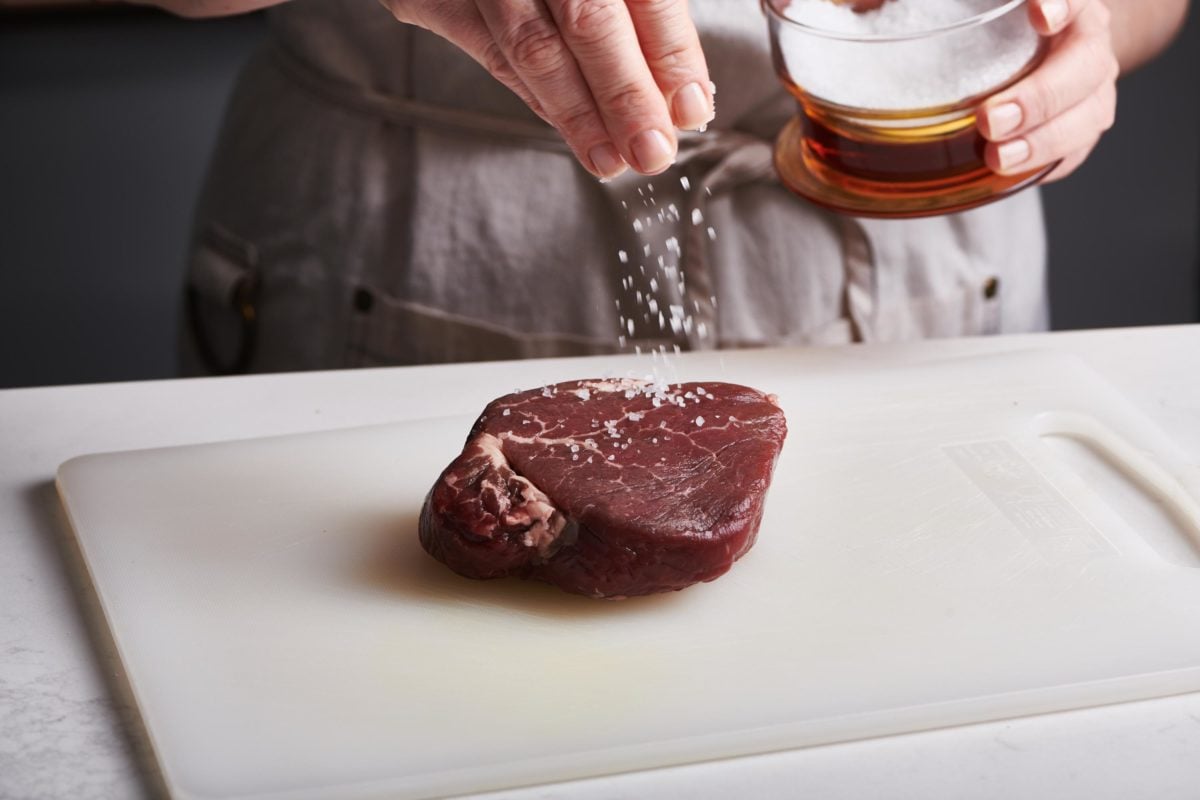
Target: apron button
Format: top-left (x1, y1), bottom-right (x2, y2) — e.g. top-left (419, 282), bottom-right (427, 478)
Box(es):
top-left (353, 287), bottom-right (374, 313)
top-left (983, 276), bottom-right (1000, 300)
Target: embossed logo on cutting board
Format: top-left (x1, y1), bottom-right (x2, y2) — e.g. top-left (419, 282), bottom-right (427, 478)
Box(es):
top-left (944, 440), bottom-right (1115, 564)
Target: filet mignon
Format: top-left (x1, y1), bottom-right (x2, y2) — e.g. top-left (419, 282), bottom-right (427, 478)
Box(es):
top-left (419, 379), bottom-right (787, 598)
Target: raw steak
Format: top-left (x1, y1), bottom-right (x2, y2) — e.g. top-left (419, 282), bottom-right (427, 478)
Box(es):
top-left (419, 379), bottom-right (787, 598)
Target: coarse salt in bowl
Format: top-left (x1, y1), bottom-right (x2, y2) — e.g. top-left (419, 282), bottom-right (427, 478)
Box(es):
top-left (766, 0), bottom-right (1043, 112)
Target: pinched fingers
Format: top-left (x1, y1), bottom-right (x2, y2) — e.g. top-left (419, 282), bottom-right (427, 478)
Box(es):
top-left (387, 0), bottom-right (711, 179)
top-left (543, 0), bottom-right (680, 175)
top-left (476, 0), bottom-right (637, 178)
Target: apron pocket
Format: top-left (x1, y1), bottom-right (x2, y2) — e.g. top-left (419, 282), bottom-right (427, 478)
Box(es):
top-left (344, 286), bottom-right (618, 367)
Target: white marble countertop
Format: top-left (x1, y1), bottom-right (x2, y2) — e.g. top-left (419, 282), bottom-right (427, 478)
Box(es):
top-left (3, 325), bottom-right (1200, 800)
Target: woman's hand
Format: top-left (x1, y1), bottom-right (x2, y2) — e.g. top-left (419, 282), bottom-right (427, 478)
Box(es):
top-left (381, 0), bottom-right (715, 179)
top-left (978, 0), bottom-right (1118, 183)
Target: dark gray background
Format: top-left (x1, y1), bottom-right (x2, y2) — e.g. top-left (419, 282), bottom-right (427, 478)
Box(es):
top-left (1, 6), bottom-right (1196, 389)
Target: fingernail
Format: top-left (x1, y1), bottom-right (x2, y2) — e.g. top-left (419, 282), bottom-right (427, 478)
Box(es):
top-left (672, 82), bottom-right (714, 131)
top-left (985, 102), bottom-right (1023, 138)
top-left (997, 139), bottom-right (1031, 170)
top-left (629, 129), bottom-right (676, 174)
top-left (588, 143), bottom-right (627, 179)
top-left (1040, 0), bottom-right (1068, 30)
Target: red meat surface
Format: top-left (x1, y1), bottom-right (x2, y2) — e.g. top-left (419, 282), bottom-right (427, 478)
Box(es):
top-left (419, 379), bottom-right (788, 598)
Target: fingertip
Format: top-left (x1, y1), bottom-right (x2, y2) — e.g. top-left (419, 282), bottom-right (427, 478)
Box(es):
top-left (671, 81), bottom-right (715, 132)
top-left (628, 128), bottom-right (677, 175)
top-left (587, 142), bottom-right (630, 181)
top-left (985, 138), bottom-right (1032, 175)
top-left (978, 100), bottom-right (1023, 141)
top-left (1032, 0), bottom-right (1070, 34)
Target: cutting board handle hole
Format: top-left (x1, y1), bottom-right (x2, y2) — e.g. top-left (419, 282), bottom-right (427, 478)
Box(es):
top-left (1036, 411), bottom-right (1200, 568)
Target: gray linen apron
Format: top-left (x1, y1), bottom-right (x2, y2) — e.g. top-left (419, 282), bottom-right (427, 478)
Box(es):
top-left (183, 0), bottom-right (1048, 375)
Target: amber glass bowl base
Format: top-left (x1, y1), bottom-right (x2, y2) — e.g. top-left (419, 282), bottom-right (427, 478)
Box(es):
top-left (775, 116), bottom-right (1054, 219)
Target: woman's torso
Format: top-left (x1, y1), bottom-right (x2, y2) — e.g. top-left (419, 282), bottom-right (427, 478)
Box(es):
top-left (183, 0), bottom-right (1047, 375)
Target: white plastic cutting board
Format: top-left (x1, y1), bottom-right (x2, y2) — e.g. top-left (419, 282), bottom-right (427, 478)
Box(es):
top-left (57, 351), bottom-right (1200, 800)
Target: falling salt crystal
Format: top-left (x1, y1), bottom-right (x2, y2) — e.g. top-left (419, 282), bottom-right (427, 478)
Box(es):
top-left (673, 344), bottom-right (682, 354)
top-left (618, 334), bottom-right (627, 347)
top-left (691, 209), bottom-right (704, 226)
top-left (647, 183), bottom-right (654, 193)
top-left (643, 244), bottom-right (652, 257)
top-left (636, 290), bottom-right (643, 304)
top-left (697, 322), bottom-right (709, 338)
top-left (707, 227), bottom-right (717, 241)
top-left (633, 218), bottom-right (644, 233)
top-left (648, 298), bottom-right (659, 314)
top-left (695, 416), bottom-right (705, 426)
top-left (666, 236), bottom-right (680, 256)
top-left (618, 250), bottom-right (628, 263)
top-left (626, 318), bottom-right (635, 336)
top-left (680, 176), bottom-right (691, 191)
top-left (649, 278), bottom-right (659, 292)
top-left (657, 311), bottom-right (666, 329)
top-left (637, 187), bottom-right (645, 197)
top-left (667, 203), bottom-right (679, 220)
top-left (621, 200), bottom-right (628, 209)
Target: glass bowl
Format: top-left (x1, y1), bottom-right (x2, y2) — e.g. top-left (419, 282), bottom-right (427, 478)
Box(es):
top-left (764, 0), bottom-right (1053, 218)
